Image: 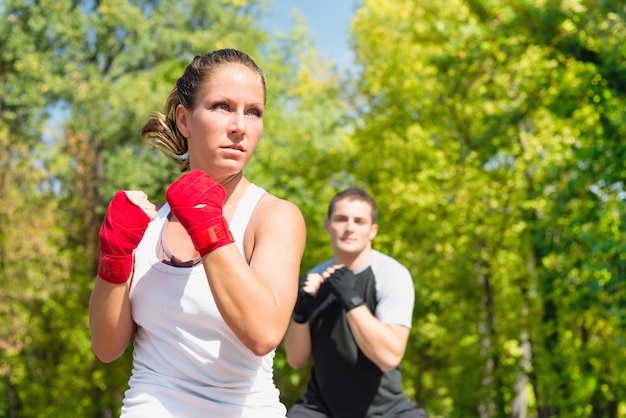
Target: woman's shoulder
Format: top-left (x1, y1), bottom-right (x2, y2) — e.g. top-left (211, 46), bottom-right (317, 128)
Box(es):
top-left (255, 192), bottom-right (303, 220)
top-left (245, 191), bottom-right (306, 253)
top-left (248, 191), bottom-right (305, 235)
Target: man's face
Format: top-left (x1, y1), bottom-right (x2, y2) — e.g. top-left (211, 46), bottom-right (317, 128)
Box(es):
top-left (325, 198), bottom-right (378, 257)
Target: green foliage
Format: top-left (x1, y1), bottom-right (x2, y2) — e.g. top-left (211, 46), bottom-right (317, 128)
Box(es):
top-left (350, 0), bottom-right (626, 416)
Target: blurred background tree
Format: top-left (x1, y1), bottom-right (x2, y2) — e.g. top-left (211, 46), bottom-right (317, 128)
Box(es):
top-left (0, 0), bottom-right (624, 417)
top-left (349, 0), bottom-right (626, 417)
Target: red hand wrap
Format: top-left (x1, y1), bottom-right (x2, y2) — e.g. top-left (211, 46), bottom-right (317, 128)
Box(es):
top-left (98, 191), bottom-right (151, 284)
top-left (165, 169), bottom-right (234, 256)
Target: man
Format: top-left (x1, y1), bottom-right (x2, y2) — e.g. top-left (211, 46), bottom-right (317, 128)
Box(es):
top-left (284, 188), bottom-right (427, 418)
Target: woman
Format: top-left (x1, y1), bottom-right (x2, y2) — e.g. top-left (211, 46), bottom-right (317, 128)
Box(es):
top-left (89, 48), bottom-right (306, 417)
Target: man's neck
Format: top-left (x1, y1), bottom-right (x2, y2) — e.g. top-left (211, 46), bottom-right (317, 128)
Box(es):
top-left (335, 246), bottom-right (373, 270)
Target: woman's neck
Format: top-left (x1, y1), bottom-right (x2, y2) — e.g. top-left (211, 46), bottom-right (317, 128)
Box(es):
top-left (222, 174), bottom-right (250, 220)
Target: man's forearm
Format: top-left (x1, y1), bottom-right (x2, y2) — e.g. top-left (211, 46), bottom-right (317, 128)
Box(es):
top-left (346, 306), bottom-right (410, 373)
top-left (284, 321), bottom-right (313, 369)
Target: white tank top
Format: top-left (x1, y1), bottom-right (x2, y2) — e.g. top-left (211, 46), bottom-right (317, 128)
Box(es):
top-left (121, 184), bottom-right (286, 418)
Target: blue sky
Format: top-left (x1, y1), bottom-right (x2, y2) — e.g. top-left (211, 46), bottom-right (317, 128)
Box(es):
top-left (260, 0), bottom-right (362, 69)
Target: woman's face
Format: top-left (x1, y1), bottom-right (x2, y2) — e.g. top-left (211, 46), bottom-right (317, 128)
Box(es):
top-left (176, 63), bottom-right (265, 181)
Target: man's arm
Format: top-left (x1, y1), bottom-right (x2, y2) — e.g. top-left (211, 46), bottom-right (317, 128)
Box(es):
top-left (283, 272), bottom-right (325, 369)
top-left (345, 307), bottom-right (410, 372)
top-left (283, 321), bottom-right (313, 369)
top-left (325, 265), bottom-right (412, 372)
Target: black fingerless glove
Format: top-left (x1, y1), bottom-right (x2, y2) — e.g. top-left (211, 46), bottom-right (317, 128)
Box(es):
top-left (327, 267), bottom-right (364, 312)
top-left (293, 275), bottom-right (315, 323)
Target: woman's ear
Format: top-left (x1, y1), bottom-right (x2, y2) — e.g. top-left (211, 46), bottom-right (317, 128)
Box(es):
top-left (175, 104), bottom-right (191, 139)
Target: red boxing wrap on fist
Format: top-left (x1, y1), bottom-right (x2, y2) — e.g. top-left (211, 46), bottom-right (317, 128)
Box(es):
top-left (98, 191), bottom-right (151, 284)
top-left (165, 169), bottom-right (234, 257)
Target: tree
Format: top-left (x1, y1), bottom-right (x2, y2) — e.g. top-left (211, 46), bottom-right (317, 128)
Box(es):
top-left (349, 0), bottom-right (626, 416)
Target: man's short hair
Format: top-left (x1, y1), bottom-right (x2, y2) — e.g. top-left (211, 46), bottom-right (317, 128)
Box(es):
top-left (327, 188), bottom-right (378, 223)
